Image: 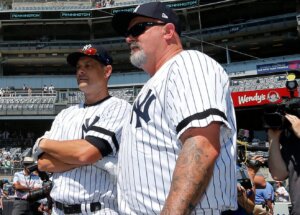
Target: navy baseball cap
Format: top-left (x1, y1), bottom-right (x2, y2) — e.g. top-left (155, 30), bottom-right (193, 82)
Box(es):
top-left (112, 2), bottom-right (181, 36)
top-left (67, 44), bottom-right (113, 67)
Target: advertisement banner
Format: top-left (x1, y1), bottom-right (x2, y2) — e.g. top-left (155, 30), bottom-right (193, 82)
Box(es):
top-left (257, 60), bottom-right (300, 74)
top-left (231, 88), bottom-right (299, 107)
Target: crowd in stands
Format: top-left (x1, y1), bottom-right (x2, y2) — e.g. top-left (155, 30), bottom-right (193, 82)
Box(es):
top-left (230, 74), bottom-right (287, 92)
top-left (42, 84), bottom-right (55, 95)
top-left (0, 147), bottom-right (32, 177)
top-left (0, 130), bottom-right (35, 149)
top-left (0, 0), bottom-right (172, 11)
top-left (0, 86), bottom-right (134, 105)
top-left (0, 84), bottom-right (55, 98)
top-left (0, 88), bottom-right (17, 98)
top-left (95, 0), bottom-right (115, 8)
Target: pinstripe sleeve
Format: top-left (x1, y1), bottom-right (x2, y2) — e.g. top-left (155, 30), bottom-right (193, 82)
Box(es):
top-left (85, 99), bottom-right (131, 156)
top-left (165, 50), bottom-right (234, 138)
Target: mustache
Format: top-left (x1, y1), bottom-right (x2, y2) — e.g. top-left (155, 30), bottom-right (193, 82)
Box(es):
top-left (130, 42), bottom-right (141, 50)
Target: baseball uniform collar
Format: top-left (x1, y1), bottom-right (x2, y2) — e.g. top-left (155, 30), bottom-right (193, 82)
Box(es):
top-left (83, 95), bottom-right (111, 108)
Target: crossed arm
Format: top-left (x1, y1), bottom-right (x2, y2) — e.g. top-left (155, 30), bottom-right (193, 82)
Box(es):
top-left (37, 139), bottom-right (102, 173)
top-left (13, 181), bottom-right (32, 192)
top-left (161, 122), bottom-right (221, 215)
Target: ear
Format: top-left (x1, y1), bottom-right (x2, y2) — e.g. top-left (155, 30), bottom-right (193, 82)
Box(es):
top-left (104, 65), bottom-right (112, 79)
top-left (163, 23), bottom-right (176, 39)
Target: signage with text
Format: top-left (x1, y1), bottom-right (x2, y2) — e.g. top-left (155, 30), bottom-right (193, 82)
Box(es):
top-left (10, 12), bottom-right (41, 19)
top-left (231, 88), bottom-right (298, 107)
top-left (0, 0), bottom-right (199, 21)
top-left (60, 11), bottom-right (91, 18)
top-left (257, 60), bottom-right (300, 74)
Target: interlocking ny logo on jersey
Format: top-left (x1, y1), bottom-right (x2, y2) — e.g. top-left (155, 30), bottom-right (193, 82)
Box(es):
top-left (131, 89), bottom-right (156, 128)
top-left (82, 116), bottom-right (100, 138)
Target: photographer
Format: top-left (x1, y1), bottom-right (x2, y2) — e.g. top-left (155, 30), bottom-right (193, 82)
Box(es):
top-left (268, 113), bottom-right (300, 215)
top-left (12, 157), bottom-right (43, 215)
top-left (226, 155), bottom-right (266, 215)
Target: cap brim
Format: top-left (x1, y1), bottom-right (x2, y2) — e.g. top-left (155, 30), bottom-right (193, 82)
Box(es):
top-left (67, 52), bottom-right (86, 67)
top-left (112, 12), bottom-right (139, 36)
top-left (23, 162), bottom-right (33, 164)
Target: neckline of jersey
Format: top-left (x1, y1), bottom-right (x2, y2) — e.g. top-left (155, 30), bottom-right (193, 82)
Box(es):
top-left (83, 95), bottom-right (112, 108)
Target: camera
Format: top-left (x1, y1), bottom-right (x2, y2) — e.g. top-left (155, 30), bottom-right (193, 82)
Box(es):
top-left (263, 73), bottom-right (300, 129)
top-left (236, 129), bottom-right (269, 190)
top-left (237, 143), bottom-right (269, 168)
top-left (25, 163), bottom-right (53, 202)
top-left (237, 129), bottom-right (269, 168)
top-left (237, 164), bottom-right (252, 189)
top-left (263, 97), bottom-right (300, 129)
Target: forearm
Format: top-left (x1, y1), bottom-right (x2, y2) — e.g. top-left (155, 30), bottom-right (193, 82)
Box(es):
top-left (14, 184), bottom-right (31, 191)
top-left (38, 153), bottom-right (82, 173)
top-left (237, 194), bottom-right (255, 214)
top-left (161, 137), bottom-right (219, 214)
top-left (39, 138), bottom-right (101, 165)
top-left (266, 200), bottom-right (273, 213)
top-left (268, 140), bottom-right (288, 180)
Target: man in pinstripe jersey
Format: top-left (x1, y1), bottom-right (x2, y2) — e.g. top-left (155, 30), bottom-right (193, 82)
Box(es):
top-left (32, 44), bottom-right (131, 215)
top-left (112, 2), bottom-right (237, 215)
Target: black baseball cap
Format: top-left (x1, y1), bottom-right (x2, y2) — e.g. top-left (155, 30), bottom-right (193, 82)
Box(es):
top-left (67, 44), bottom-right (113, 67)
top-left (112, 2), bottom-right (181, 37)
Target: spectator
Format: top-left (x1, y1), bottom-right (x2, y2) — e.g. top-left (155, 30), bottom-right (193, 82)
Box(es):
top-left (22, 84), bottom-right (27, 92)
top-left (275, 181), bottom-right (290, 202)
top-left (95, 1), bottom-right (102, 8)
top-left (2, 180), bottom-right (14, 198)
top-left (12, 157), bottom-right (43, 215)
top-left (0, 179), bottom-right (4, 214)
top-left (227, 155), bottom-right (267, 215)
top-left (268, 113), bottom-right (300, 214)
top-left (28, 87), bottom-right (32, 97)
top-left (48, 84), bottom-right (54, 94)
top-left (3, 156), bottom-right (13, 172)
top-left (254, 180), bottom-right (274, 215)
top-left (2, 130), bottom-right (9, 140)
top-left (42, 85), bottom-right (47, 95)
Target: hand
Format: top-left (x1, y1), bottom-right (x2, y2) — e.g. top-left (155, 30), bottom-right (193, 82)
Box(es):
top-left (285, 114), bottom-right (300, 138)
top-left (251, 155), bottom-right (265, 164)
top-left (32, 137), bottom-right (45, 160)
top-left (247, 155), bottom-right (264, 173)
top-left (237, 184), bottom-right (246, 197)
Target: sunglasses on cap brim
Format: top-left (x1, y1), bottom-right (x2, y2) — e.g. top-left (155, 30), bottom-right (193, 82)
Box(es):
top-left (125, 22), bottom-right (166, 37)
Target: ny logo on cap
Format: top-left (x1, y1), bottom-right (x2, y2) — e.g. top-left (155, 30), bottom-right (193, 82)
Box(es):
top-left (162, 13), bottom-right (168, 19)
top-left (133, 5), bottom-right (140, 13)
top-left (82, 44), bottom-right (93, 51)
top-left (81, 44), bottom-right (97, 55)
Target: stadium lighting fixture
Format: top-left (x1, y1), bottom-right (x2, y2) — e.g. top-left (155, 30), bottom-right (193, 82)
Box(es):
top-left (286, 73), bottom-right (298, 90)
top-left (286, 73), bottom-right (298, 98)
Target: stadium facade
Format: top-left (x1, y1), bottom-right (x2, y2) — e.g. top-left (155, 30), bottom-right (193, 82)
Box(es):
top-left (0, 0), bottom-right (299, 141)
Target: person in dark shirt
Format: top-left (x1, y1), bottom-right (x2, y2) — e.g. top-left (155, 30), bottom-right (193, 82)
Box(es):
top-left (268, 113), bottom-right (300, 215)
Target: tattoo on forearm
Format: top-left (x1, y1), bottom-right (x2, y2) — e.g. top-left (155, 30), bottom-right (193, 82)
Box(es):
top-left (165, 137), bottom-right (214, 214)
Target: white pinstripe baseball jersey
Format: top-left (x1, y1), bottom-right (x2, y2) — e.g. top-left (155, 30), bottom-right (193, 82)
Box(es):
top-left (118, 50), bottom-right (237, 214)
top-left (42, 96), bottom-right (131, 213)
top-left (13, 170), bottom-right (43, 199)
